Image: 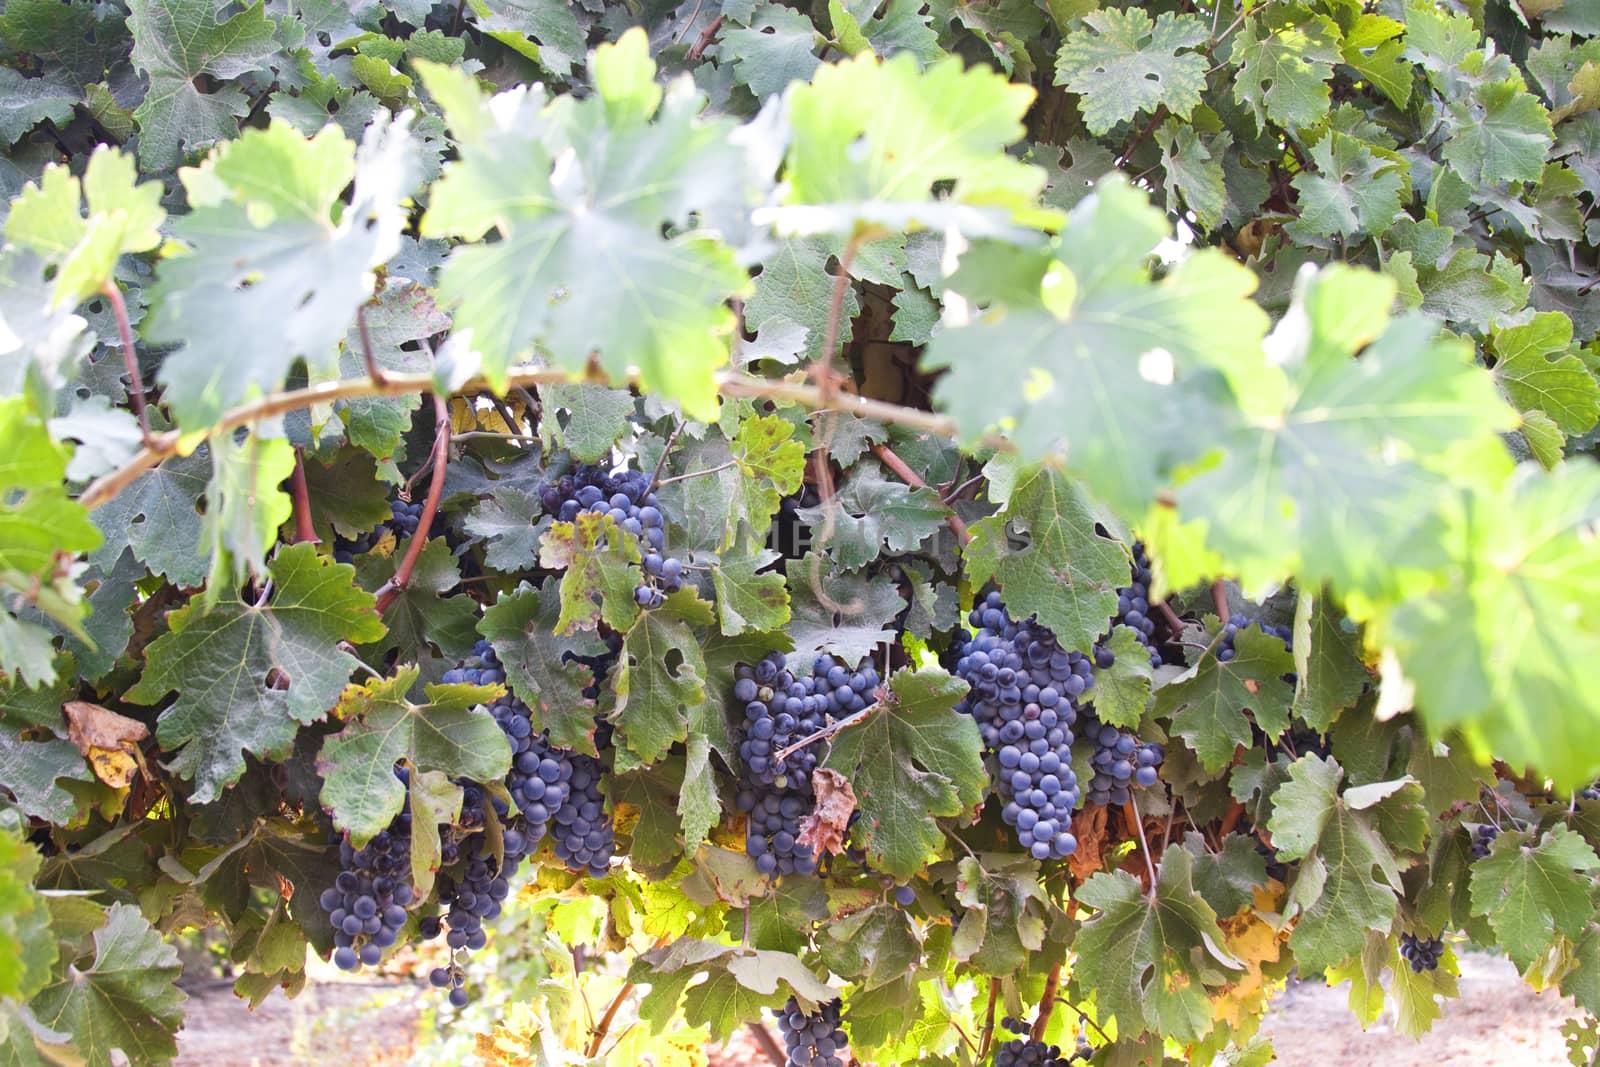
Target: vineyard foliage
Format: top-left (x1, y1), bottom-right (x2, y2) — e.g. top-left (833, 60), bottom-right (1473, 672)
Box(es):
top-left (3, 0), bottom-right (1600, 1064)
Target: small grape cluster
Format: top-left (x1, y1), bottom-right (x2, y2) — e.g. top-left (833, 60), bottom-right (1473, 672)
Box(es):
top-left (1581, 783), bottom-right (1600, 801)
top-left (321, 810), bottom-right (416, 973)
top-left (774, 997), bottom-right (848, 1067)
top-left (1471, 823), bottom-right (1499, 859)
top-left (1115, 542), bottom-right (1162, 667)
top-left (540, 465), bottom-right (681, 609)
top-left (734, 652), bottom-right (878, 789)
top-left (736, 785), bottom-right (818, 878)
top-left (423, 783), bottom-right (526, 1006)
top-left (551, 753), bottom-right (614, 876)
top-left (952, 592), bottom-right (1082, 859)
top-left (994, 1037), bottom-right (1070, 1067)
top-left (1079, 716), bottom-right (1164, 805)
top-left (1399, 932), bottom-right (1444, 972)
top-left (333, 497), bottom-right (424, 564)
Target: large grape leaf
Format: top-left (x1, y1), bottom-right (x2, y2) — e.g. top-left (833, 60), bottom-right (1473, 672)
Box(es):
top-left (823, 668), bottom-right (981, 878)
top-left (778, 49), bottom-right (1043, 229)
top-left (719, 3), bottom-right (822, 100)
top-left (126, 0), bottom-right (279, 168)
top-left (147, 115), bottom-right (418, 428)
top-left (1228, 5), bottom-right (1343, 131)
top-left (613, 593), bottom-right (713, 767)
top-left (461, 0), bottom-right (584, 75)
top-left (29, 903), bottom-right (185, 1067)
top-left (1053, 9), bottom-right (1209, 135)
top-left (336, 285), bottom-right (449, 479)
top-left (317, 667), bottom-right (511, 844)
top-left (796, 463), bottom-right (949, 570)
top-left (539, 511), bottom-right (643, 636)
top-left (923, 181), bottom-right (1269, 514)
top-left (89, 447), bottom-right (210, 586)
top-left (743, 238), bottom-right (858, 363)
top-left (708, 542), bottom-right (790, 637)
top-left (479, 581), bottom-right (608, 752)
top-left (0, 725), bottom-right (92, 824)
top-left (541, 384), bottom-right (636, 465)
top-left (1489, 311), bottom-right (1600, 437)
top-left (1265, 756), bottom-right (1414, 972)
top-left (124, 544), bottom-right (386, 802)
top-left (962, 462), bottom-right (1127, 655)
top-left (1155, 626), bottom-right (1297, 772)
top-left (0, 0), bottom-right (129, 89)
top-left (1176, 264), bottom-right (1515, 594)
top-left (1074, 847), bottom-right (1241, 1045)
top-left (1288, 132), bottom-right (1406, 239)
top-left (1469, 824), bottom-right (1600, 971)
top-left (784, 555), bottom-right (903, 676)
top-left (1384, 462), bottom-right (1600, 788)
top-left (2, 147), bottom-right (163, 307)
top-left (417, 32), bottom-right (751, 420)
top-left (0, 825), bottom-right (54, 1004)
top-left (1292, 595), bottom-right (1369, 733)
top-left (1440, 67), bottom-right (1556, 186)
top-left (633, 939), bottom-right (836, 1043)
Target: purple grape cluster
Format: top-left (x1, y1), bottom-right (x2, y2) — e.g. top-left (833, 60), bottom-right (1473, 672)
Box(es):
top-left (1115, 542), bottom-right (1162, 666)
top-left (994, 1037), bottom-right (1071, 1066)
top-left (1471, 823), bottom-right (1499, 859)
top-left (951, 592), bottom-right (1082, 859)
top-left (775, 997), bottom-right (848, 1067)
top-left (1078, 711), bottom-right (1164, 805)
top-left (332, 497), bottom-right (424, 564)
top-left (321, 804), bottom-right (416, 973)
top-left (1400, 932), bottom-right (1444, 972)
top-left (734, 652), bottom-right (878, 789)
top-left (540, 465), bottom-right (680, 609)
top-left (736, 784), bottom-right (818, 878)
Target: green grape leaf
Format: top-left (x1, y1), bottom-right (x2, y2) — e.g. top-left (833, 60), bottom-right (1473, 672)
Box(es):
top-left (963, 463), bottom-right (1126, 654)
top-left (1075, 847), bottom-right (1241, 1045)
top-left (201, 432), bottom-right (294, 587)
top-left (1490, 311), bottom-right (1600, 437)
top-left (124, 544), bottom-right (386, 802)
top-left (1088, 626), bottom-right (1156, 729)
top-left (1229, 6), bottom-right (1343, 131)
top-left (1155, 626), bottom-right (1297, 771)
top-left (0, 723), bottom-right (92, 824)
top-left (479, 581), bottom-right (608, 753)
top-left (29, 903), bottom-right (185, 1067)
top-left (785, 555), bottom-right (903, 675)
top-left (463, 0), bottom-right (585, 76)
top-left (0, 247), bottom-right (94, 394)
top-left (89, 447), bottom-right (210, 587)
top-left (1266, 756), bottom-right (1410, 972)
top-left (1385, 463), bottom-right (1600, 788)
top-left (299, 450), bottom-right (391, 544)
top-left (1292, 596), bottom-right (1369, 733)
top-left (734, 877), bottom-right (830, 956)
top-left (542, 384), bottom-right (636, 464)
top-left (0, 0), bottom-right (128, 88)
top-left (0, 397), bottom-right (102, 582)
top-left (1441, 74), bottom-right (1556, 186)
top-left (780, 51), bottom-right (1043, 226)
top-left (354, 536), bottom-right (481, 664)
top-left (744, 238), bottom-right (859, 363)
top-left (1339, 14), bottom-right (1412, 107)
top-left (1469, 824), bottom-right (1600, 970)
top-left (709, 546), bottom-right (791, 637)
top-left (463, 490), bottom-right (544, 572)
top-left (613, 594), bottom-right (712, 766)
top-left (417, 33), bottom-right (751, 420)
top-left (337, 286), bottom-right (448, 477)
top-left (1288, 132), bottom-right (1406, 239)
top-left (819, 904), bottom-right (922, 991)
top-left (540, 511), bottom-right (643, 636)
top-left (127, 0), bottom-right (279, 168)
top-left (1184, 831), bottom-right (1269, 918)
top-left (797, 463), bottom-right (949, 569)
top-left (1053, 9), bottom-right (1209, 135)
top-left (924, 181), bottom-right (1269, 514)
top-left (1177, 264), bottom-right (1515, 593)
top-left (318, 667), bottom-right (511, 844)
top-left (727, 414), bottom-right (807, 550)
top-left (148, 116), bottom-right (418, 428)
top-left (721, 3), bottom-right (822, 100)
top-left (1156, 122), bottom-right (1229, 231)
top-left (823, 667), bottom-right (982, 878)
top-left (950, 853), bottom-right (1052, 976)
top-left (0, 825), bottom-right (54, 1002)
top-left (633, 939), bottom-right (836, 1041)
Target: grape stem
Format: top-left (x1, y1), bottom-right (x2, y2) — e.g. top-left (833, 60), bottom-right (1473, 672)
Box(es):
top-left (1156, 600), bottom-right (1184, 633)
top-left (375, 393), bottom-right (449, 613)
top-left (747, 1022), bottom-right (787, 1067)
top-left (977, 977), bottom-right (1001, 1062)
top-left (772, 701), bottom-right (878, 763)
top-left (101, 281), bottom-right (156, 448)
top-left (871, 442), bottom-right (969, 544)
top-left (654, 459), bottom-right (737, 486)
top-left (289, 448), bottom-right (318, 544)
top-left (1211, 579), bottom-right (1230, 623)
top-left (1128, 792), bottom-right (1158, 898)
top-left (355, 303), bottom-right (387, 387)
top-left (585, 980), bottom-right (634, 1057)
top-left (686, 13), bottom-right (723, 61)
top-left (647, 419), bottom-right (684, 491)
top-left (1031, 963), bottom-right (1063, 1042)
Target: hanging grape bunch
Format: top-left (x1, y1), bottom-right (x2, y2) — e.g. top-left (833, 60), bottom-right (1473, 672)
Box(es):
top-left (332, 497), bottom-right (424, 563)
top-left (1400, 933), bottom-right (1445, 973)
top-left (540, 465), bottom-right (681, 608)
top-left (775, 997), bottom-right (849, 1067)
top-left (1113, 541), bottom-right (1162, 667)
top-left (320, 801), bottom-right (416, 972)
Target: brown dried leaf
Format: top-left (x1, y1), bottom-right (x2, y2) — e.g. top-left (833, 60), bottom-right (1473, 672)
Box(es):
top-left (63, 700), bottom-right (150, 789)
top-left (1068, 803), bottom-right (1109, 882)
top-left (797, 768), bottom-right (856, 856)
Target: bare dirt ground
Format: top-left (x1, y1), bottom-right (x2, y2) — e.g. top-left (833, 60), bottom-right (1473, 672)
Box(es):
top-left (174, 951), bottom-right (1578, 1066)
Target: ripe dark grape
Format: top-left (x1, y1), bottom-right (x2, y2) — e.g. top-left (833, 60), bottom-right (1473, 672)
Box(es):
top-left (1399, 932), bottom-right (1444, 972)
top-left (774, 997), bottom-right (848, 1067)
top-left (1581, 783), bottom-right (1600, 801)
top-left (332, 497), bottom-right (425, 563)
top-left (318, 789), bottom-right (416, 973)
top-left (1078, 709), bottom-right (1164, 806)
top-left (951, 592), bottom-right (1083, 857)
top-left (1471, 823), bottom-right (1499, 859)
top-left (1115, 542), bottom-right (1162, 667)
top-left (893, 884), bottom-right (915, 906)
top-left (736, 782), bottom-right (819, 878)
top-left (551, 752), bottom-right (615, 877)
top-left (994, 1036), bottom-right (1070, 1066)
top-left (734, 652), bottom-right (878, 790)
top-left (540, 464), bottom-right (681, 609)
